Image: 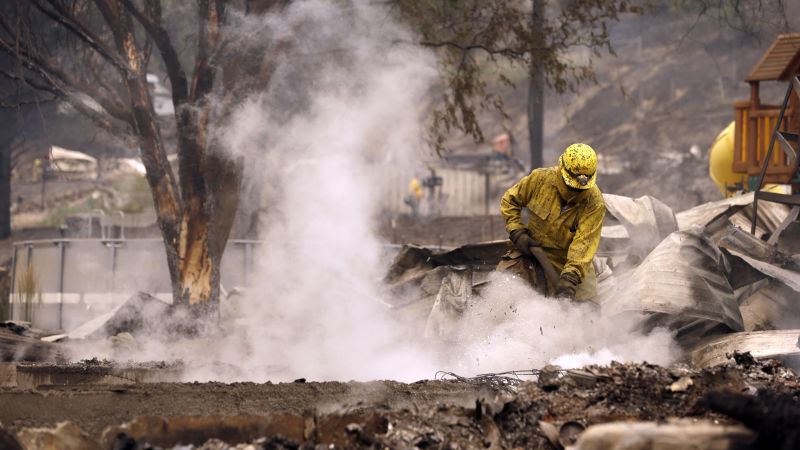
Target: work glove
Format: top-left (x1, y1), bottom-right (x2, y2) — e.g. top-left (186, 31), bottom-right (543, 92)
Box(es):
top-left (555, 272), bottom-right (580, 300)
top-left (509, 228), bottom-right (539, 257)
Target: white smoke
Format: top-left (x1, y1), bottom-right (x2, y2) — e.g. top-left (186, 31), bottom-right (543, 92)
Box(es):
top-left (198, 0), bottom-right (442, 381)
top-left (65, 0), bottom-right (679, 382)
top-left (449, 274), bottom-right (678, 374)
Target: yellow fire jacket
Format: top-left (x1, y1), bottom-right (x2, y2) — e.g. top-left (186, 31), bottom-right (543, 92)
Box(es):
top-left (500, 166), bottom-right (605, 299)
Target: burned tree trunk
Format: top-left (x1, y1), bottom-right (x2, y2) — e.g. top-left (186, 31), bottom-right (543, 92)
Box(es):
top-left (170, 0), bottom-right (242, 306)
top-left (97, 0), bottom-right (241, 307)
top-left (95, 1), bottom-right (188, 304)
top-left (172, 139), bottom-right (242, 306)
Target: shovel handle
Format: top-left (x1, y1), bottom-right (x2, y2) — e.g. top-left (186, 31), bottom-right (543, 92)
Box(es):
top-left (530, 246), bottom-right (561, 287)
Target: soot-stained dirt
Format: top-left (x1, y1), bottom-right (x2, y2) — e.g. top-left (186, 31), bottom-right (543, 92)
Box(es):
top-left (0, 378), bottom-right (487, 436)
top-left (1, 355), bottom-right (799, 449)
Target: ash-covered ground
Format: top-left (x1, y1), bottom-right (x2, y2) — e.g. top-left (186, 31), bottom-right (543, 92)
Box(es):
top-left (1, 354), bottom-right (798, 449)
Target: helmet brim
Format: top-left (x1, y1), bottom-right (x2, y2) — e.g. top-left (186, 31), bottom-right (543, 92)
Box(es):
top-left (560, 157), bottom-right (596, 190)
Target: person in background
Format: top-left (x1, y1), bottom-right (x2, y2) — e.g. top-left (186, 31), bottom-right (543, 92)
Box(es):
top-left (490, 132), bottom-right (526, 172)
top-left (32, 158), bottom-right (42, 182)
top-left (404, 174), bottom-right (424, 218)
top-left (491, 133), bottom-right (514, 159)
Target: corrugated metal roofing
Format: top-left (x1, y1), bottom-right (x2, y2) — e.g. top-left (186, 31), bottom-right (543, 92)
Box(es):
top-left (600, 228), bottom-right (744, 334)
top-left (747, 33), bottom-right (800, 81)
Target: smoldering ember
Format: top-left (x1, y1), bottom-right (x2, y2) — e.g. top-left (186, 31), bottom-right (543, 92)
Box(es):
top-left (2, 1), bottom-right (800, 450)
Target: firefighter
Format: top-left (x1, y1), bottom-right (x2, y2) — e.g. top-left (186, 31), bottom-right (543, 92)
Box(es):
top-left (497, 143), bottom-right (605, 302)
top-left (404, 174), bottom-right (424, 217)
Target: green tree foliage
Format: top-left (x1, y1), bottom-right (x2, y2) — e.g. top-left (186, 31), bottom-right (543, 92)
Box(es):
top-left (394, 0), bottom-right (644, 151)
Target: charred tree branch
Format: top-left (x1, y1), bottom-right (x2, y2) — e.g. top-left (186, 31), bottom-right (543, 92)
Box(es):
top-left (0, 35), bottom-right (128, 132)
top-left (32, 0), bottom-right (132, 76)
top-left (0, 68), bottom-right (56, 93)
top-left (417, 40), bottom-right (528, 58)
top-left (0, 95), bottom-right (57, 108)
top-left (120, 0), bottom-right (189, 106)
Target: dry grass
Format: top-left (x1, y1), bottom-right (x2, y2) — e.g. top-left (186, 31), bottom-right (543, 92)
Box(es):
top-left (16, 263), bottom-right (40, 322)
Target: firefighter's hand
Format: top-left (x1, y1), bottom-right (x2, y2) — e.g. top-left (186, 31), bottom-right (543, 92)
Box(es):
top-left (510, 229), bottom-right (538, 257)
top-left (555, 272), bottom-right (580, 300)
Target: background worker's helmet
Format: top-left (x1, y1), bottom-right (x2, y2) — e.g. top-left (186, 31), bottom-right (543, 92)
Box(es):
top-left (559, 143), bottom-right (597, 190)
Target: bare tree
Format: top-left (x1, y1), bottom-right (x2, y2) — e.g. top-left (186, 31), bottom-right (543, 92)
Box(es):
top-left (0, 50), bottom-right (61, 240)
top-left (0, 0), bottom-right (288, 308)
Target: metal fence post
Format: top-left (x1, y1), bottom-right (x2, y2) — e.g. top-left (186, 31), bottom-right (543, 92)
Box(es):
top-left (244, 242), bottom-right (253, 286)
top-left (57, 241), bottom-right (66, 330)
top-left (89, 209), bottom-right (106, 239)
top-left (8, 245), bottom-right (17, 321)
top-left (109, 241), bottom-right (119, 304)
top-left (24, 244), bottom-right (33, 323)
top-left (484, 172), bottom-right (491, 216)
top-left (114, 211), bottom-right (125, 239)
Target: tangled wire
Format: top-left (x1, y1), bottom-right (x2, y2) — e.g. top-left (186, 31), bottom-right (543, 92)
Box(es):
top-left (435, 369), bottom-right (559, 393)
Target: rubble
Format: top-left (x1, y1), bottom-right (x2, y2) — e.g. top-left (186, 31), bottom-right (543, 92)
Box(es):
top-left (383, 191), bottom-right (800, 365)
top-left (599, 193), bottom-right (798, 353)
top-left (99, 415), bottom-right (310, 448)
top-left (0, 322), bottom-right (60, 362)
top-left (16, 421), bottom-right (100, 450)
top-left (739, 280), bottom-right (800, 331)
top-left (66, 291), bottom-right (172, 340)
top-left (0, 357), bottom-right (796, 449)
top-left (690, 331), bottom-right (800, 369)
top-left (703, 389), bottom-right (800, 449)
top-left (574, 420), bottom-right (754, 450)
top-left (600, 227), bottom-right (744, 348)
top-left (668, 376), bottom-right (693, 392)
top-left (12, 359), bottom-right (184, 389)
top-left (674, 192), bottom-right (790, 238)
top-left (602, 194), bottom-right (677, 262)
top-left (0, 424), bottom-right (23, 450)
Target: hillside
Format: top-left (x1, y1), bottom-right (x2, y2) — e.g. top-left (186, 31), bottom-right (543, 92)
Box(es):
top-left (456, 5), bottom-right (798, 211)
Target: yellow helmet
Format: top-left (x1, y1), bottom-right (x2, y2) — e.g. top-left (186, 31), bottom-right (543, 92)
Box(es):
top-left (559, 143), bottom-right (597, 190)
